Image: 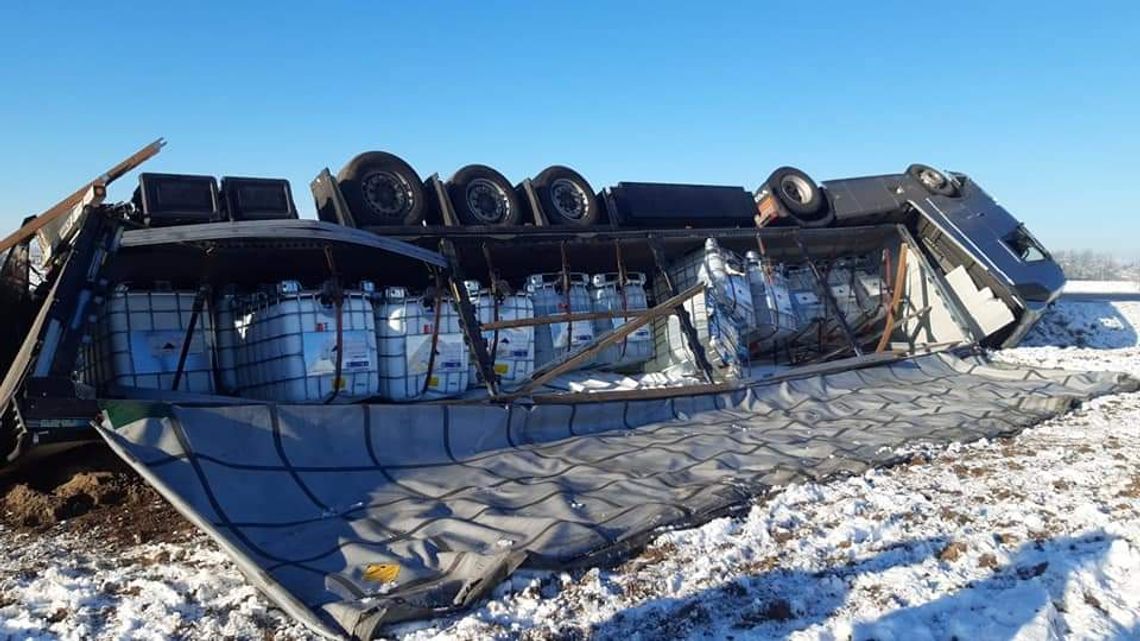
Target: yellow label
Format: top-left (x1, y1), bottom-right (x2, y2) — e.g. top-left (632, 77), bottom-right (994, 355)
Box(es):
top-left (428, 376), bottom-right (440, 388)
top-left (334, 376), bottom-right (346, 390)
top-left (363, 563), bottom-right (400, 584)
top-left (494, 363), bottom-right (509, 375)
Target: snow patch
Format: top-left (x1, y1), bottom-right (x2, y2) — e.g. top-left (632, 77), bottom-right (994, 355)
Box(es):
top-left (2, 299), bottom-right (1139, 640)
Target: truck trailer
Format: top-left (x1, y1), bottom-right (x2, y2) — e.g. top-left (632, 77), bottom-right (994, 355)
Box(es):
top-left (0, 141), bottom-right (1101, 640)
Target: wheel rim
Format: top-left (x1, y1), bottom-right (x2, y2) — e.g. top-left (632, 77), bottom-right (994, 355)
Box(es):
top-left (779, 175), bottom-right (814, 205)
top-left (466, 178), bottom-right (510, 223)
top-left (549, 178), bottom-right (589, 220)
top-left (361, 171), bottom-right (414, 218)
top-left (918, 168), bottom-right (946, 190)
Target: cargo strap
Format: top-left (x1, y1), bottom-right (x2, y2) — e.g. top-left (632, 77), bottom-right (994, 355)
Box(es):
top-left (560, 242), bottom-right (573, 352)
top-left (322, 246), bottom-right (345, 404)
top-left (172, 247), bottom-right (215, 392)
top-left (482, 244), bottom-right (503, 381)
top-left (171, 285), bottom-right (209, 392)
top-left (614, 241), bottom-right (630, 360)
top-left (420, 270), bottom-right (445, 397)
top-left (444, 239), bottom-right (497, 396)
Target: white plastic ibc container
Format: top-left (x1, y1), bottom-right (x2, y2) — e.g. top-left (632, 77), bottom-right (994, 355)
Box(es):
top-left (90, 287), bottom-right (216, 393)
top-left (214, 288), bottom-right (241, 395)
top-left (744, 251), bottom-right (797, 344)
top-left (463, 281), bottom-right (535, 387)
top-left (591, 272), bottom-right (654, 369)
top-left (374, 286), bottom-right (470, 401)
top-left (236, 281), bottom-right (379, 402)
top-left (655, 239), bottom-right (754, 376)
top-left (826, 259), bottom-right (871, 324)
top-left (786, 266), bottom-right (824, 328)
top-left (526, 273), bottom-right (595, 369)
top-left (855, 270), bottom-right (884, 311)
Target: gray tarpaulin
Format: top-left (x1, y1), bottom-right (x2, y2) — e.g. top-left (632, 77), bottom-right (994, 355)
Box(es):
top-left (96, 353), bottom-right (1137, 639)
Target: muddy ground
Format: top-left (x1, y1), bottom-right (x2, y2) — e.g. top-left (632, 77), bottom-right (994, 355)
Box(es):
top-left (0, 442), bottom-right (195, 548)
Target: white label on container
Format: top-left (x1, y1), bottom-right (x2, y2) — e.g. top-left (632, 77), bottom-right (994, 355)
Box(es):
top-left (304, 331), bottom-right (373, 375)
top-left (405, 334), bottom-right (466, 375)
top-left (493, 329), bottom-right (531, 359)
top-left (130, 330), bottom-right (207, 375)
top-left (146, 330), bottom-right (204, 357)
top-left (859, 276), bottom-right (882, 298)
top-left (406, 334), bottom-right (433, 375)
top-left (433, 336), bottom-right (466, 372)
top-left (550, 322), bottom-right (570, 349)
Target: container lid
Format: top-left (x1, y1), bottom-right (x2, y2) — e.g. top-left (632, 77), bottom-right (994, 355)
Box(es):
top-left (591, 272), bottom-right (646, 287)
top-left (526, 272), bottom-right (589, 290)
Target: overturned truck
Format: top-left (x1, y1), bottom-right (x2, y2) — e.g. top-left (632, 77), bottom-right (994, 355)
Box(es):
top-left (2, 141), bottom-right (1129, 638)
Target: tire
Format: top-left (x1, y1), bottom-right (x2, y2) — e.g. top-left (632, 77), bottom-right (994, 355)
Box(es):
top-left (446, 165), bottom-right (523, 226)
top-left (766, 166), bottom-right (826, 220)
top-left (531, 165), bottom-right (601, 226)
top-left (337, 151), bottom-right (426, 226)
top-left (907, 163), bottom-right (959, 197)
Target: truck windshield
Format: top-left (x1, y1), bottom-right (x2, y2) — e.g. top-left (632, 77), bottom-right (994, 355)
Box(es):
top-left (1004, 225), bottom-right (1049, 262)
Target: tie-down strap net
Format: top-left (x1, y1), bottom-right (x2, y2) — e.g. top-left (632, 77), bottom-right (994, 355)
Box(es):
top-left (97, 353), bottom-right (1137, 639)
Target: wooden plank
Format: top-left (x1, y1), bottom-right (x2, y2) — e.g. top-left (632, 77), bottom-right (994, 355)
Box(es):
top-left (876, 243), bottom-right (909, 353)
top-left (0, 138), bottom-right (165, 254)
top-left (508, 283), bottom-right (704, 397)
top-left (809, 305), bottom-right (931, 364)
top-left (481, 309), bottom-right (649, 331)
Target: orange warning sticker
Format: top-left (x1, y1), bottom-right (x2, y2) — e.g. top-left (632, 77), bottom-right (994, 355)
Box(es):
top-left (362, 563), bottom-right (400, 584)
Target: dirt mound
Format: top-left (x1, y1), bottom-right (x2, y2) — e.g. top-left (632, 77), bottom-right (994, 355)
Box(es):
top-left (0, 443), bottom-right (196, 547)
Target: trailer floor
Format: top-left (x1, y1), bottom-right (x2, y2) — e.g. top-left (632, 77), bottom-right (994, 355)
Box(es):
top-left (2, 297), bottom-right (1139, 641)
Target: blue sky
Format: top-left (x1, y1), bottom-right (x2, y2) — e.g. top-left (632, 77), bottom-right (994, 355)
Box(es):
top-left (1, 2), bottom-right (1136, 255)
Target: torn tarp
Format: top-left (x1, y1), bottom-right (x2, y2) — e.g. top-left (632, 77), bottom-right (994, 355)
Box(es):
top-left (96, 353), bottom-right (1137, 639)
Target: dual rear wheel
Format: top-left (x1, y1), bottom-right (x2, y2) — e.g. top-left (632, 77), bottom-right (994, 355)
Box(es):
top-left (337, 152), bottom-right (600, 227)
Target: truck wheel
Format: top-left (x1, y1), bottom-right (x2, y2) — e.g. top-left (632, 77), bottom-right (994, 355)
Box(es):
top-left (907, 164), bottom-right (959, 197)
top-left (767, 166), bottom-right (826, 220)
top-left (447, 165), bottom-right (522, 226)
top-left (532, 165), bottom-right (600, 226)
top-left (337, 152), bottom-right (426, 226)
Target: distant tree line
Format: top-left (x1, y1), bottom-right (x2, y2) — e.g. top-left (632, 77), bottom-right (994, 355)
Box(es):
top-left (1052, 249), bottom-right (1140, 281)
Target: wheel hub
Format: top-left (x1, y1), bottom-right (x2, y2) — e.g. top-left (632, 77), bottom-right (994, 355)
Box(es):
top-left (549, 178), bottom-right (588, 219)
top-left (919, 169), bottom-right (945, 189)
top-left (780, 175), bottom-right (812, 204)
top-left (466, 178), bottom-right (509, 223)
top-left (362, 171), bottom-right (413, 217)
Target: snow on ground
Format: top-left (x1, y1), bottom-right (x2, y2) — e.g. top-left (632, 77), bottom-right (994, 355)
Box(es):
top-left (2, 299), bottom-right (1140, 640)
top-left (1064, 281), bottom-right (1140, 295)
top-left (994, 299), bottom-right (1140, 376)
top-left (0, 531), bottom-right (311, 641)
